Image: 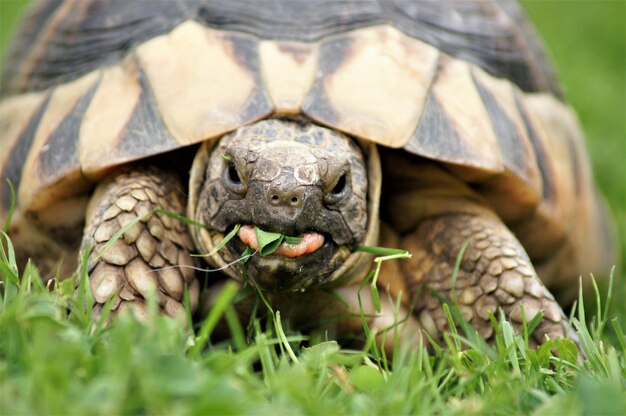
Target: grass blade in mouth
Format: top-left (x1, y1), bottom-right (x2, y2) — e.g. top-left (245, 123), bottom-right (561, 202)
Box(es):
top-left (196, 225), bottom-right (410, 265)
top-left (194, 224), bottom-right (305, 260)
top-left (255, 228), bottom-right (285, 256)
top-left (251, 227), bottom-right (305, 256)
top-left (283, 235), bottom-right (304, 245)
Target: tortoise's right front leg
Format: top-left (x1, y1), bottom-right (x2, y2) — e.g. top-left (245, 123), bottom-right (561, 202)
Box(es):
top-left (81, 166), bottom-right (199, 319)
top-left (401, 212), bottom-right (571, 347)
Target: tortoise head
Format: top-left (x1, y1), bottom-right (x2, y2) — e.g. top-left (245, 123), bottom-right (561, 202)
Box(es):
top-left (189, 118), bottom-right (380, 292)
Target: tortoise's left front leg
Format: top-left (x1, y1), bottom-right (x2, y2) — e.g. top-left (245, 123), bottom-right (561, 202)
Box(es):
top-left (401, 212), bottom-right (571, 346)
top-left (81, 166), bottom-right (199, 319)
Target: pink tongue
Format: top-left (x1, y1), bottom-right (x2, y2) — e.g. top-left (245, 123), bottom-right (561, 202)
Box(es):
top-left (238, 225), bottom-right (325, 258)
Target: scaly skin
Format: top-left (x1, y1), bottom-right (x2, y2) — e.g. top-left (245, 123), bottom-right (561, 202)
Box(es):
top-left (399, 212), bottom-right (571, 346)
top-left (81, 166), bottom-right (198, 320)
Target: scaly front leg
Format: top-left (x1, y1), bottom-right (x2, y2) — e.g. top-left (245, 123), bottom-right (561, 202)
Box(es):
top-left (401, 212), bottom-right (570, 346)
top-left (81, 166), bottom-right (199, 319)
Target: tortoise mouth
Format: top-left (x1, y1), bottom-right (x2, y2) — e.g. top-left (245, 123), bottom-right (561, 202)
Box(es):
top-left (221, 223), bottom-right (346, 292)
top-left (237, 225), bottom-right (325, 258)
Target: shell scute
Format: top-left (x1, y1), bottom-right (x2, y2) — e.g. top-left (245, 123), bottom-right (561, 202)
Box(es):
top-left (470, 68), bottom-right (543, 221)
top-left (78, 59), bottom-right (142, 177)
top-left (18, 71), bottom-right (99, 212)
top-left (259, 41), bottom-right (318, 114)
top-left (134, 20), bottom-right (272, 146)
top-left (404, 57), bottom-right (503, 179)
top-left (79, 58), bottom-right (179, 179)
top-left (472, 68), bottom-right (541, 191)
top-left (302, 25), bottom-right (439, 148)
top-left (523, 96), bottom-right (578, 226)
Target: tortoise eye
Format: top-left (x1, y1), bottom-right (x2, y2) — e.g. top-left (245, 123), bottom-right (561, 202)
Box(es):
top-left (324, 172), bottom-right (349, 204)
top-left (222, 162), bottom-right (246, 195)
top-left (330, 173), bottom-right (346, 196)
top-left (228, 163), bottom-right (241, 184)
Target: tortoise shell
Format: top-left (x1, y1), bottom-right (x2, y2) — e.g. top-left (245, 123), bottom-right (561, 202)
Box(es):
top-left (0, 0), bottom-right (614, 290)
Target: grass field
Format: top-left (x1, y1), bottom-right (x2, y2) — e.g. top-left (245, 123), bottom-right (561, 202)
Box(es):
top-left (1, 1), bottom-right (625, 415)
top-left (1, 238), bottom-right (625, 415)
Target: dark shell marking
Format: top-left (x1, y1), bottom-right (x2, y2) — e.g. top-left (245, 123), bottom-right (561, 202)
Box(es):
top-left (105, 64), bottom-right (179, 170)
top-left (38, 81), bottom-right (97, 184)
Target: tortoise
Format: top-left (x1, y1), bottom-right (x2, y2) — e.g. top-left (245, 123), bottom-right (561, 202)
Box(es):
top-left (0, 0), bottom-right (616, 347)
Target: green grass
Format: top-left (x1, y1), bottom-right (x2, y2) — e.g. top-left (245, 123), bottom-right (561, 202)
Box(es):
top-left (1, 233), bottom-right (625, 415)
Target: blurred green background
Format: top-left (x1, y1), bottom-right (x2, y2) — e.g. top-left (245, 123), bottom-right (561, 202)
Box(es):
top-left (1, 1), bottom-right (624, 290)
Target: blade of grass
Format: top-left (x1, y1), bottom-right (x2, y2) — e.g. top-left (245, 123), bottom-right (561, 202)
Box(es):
top-left (94, 209), bottom-right (205, 262)
top-left (193, 224), bottom-right (241, 257)
top-left (1, 180), bottom-right (16, 233)
top-left (357, 270), bottom-right (381, 363)
top-left (69, 247), bottom-right (94, 327)
top-left (353, 245), bottom-right (409, 256)
top-left (591, 270), bottom-right (614, 338)
top-left (0, 231), bottom-right (18, 280)
top-left (189, 281), bottom-right (239, 358)
top-left (367, 250), bottom-right (411, 313)
top-left (442, 303), bottom-right (462, 353)
top-left (224, 304), bottom-right (246, 352)
top-left (254, 320), bottom-right (276, 382)
top-left (610, 318), bottom-right (625, 351)
top-left (275, 311), bottom-right (299, 363)
top-left (154, 208), bottom-right (206, 229)
top-left (449, 238), bottom-right (472, 302)
top-left (501, 319), bottom-right (521, 375)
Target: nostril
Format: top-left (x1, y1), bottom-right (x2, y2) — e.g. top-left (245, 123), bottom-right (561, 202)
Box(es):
top-left (268, 175), bottom-right (305, 207)
top-left (269, 192), bottom-right (303, 206)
